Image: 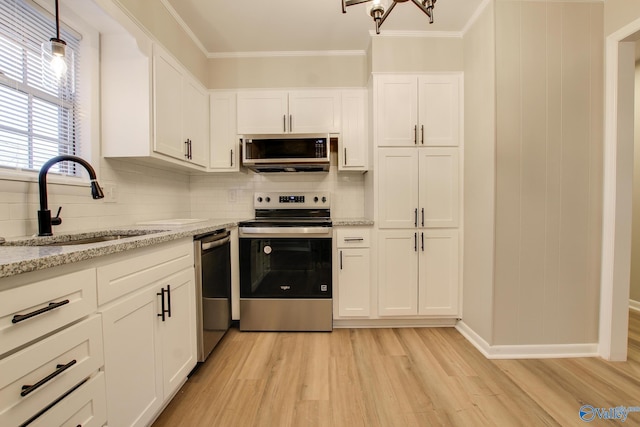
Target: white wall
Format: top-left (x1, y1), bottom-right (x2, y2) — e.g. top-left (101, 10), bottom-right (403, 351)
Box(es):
top-left (631, 61), bottom-right (640, 303)
top-left (190, 153), bottom-right (365, 220)
top-left (0, 159), bottom-right (191, 238)
top-left (462, 1), bottom-right (496, 344)
top-left (493, 1), bottom-right (603, 345)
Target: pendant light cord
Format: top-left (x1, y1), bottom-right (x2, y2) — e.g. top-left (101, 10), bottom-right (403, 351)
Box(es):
top-left (54, 0), bottom-right (60, 39)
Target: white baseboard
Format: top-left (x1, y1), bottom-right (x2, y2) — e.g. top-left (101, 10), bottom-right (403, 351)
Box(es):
top-left (456, 321), bottom-right (599, 359)
top-left (333, 317), bottom-right (458, 329)
top-left (630, 299), bottom-right (640, 312)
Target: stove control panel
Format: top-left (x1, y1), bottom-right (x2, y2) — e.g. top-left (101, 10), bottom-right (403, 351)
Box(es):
top-left (254, 192), bottom-right (331, 209)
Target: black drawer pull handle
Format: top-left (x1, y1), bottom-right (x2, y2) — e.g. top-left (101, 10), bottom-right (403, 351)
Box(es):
top-left (12, 299), bottom-right (70, 324)
top-left (21, 359), bottom-right (77, 397)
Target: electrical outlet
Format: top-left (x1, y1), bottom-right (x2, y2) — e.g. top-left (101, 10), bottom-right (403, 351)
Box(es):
top-left (103, 183), bottom-right (118, 203)
top-left (228, 189), bottom-right (237, 203)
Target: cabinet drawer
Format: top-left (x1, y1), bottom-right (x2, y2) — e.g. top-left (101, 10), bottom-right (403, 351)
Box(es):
top-left (0, 268), bottom-right (97, 356)
top-left (28, 372), bottom-right (106, 427)
top-left (336, 229), bottom-right (370, 248)
top-left (97, 239), bottom-right (193, 305)
top-left (0, 315), bottom-right (103, 427)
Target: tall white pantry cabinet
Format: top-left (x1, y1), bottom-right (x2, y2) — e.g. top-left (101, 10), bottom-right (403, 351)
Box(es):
top-left (374, 73), bottom-right (462, 318)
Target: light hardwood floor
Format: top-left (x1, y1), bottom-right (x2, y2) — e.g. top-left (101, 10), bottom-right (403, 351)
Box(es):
top-left (153, 311), bottom-right (640, 426)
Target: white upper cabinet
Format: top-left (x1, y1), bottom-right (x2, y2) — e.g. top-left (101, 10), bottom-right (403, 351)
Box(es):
top-left (153, 45), bottom-right (209, 167)
top-left (339, 89), bottom-right (368, 171)
top-left (376, 74), bottom-right (460, 147)
top-left (237, 89), bottom-right (341, 134)
top-left (209, 91), bottom-right (239, 171)
top-left (183, 79), bottom-right (210, 167)
top-left (101, 30), bottom-right (208, 171)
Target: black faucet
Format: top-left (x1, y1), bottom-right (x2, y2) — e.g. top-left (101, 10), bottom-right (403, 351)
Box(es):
top-left (38, 155), bottom-right (104, 236)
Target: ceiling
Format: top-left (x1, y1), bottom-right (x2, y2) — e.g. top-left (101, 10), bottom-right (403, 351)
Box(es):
top-left (162, 0), bottom-right (485, 57)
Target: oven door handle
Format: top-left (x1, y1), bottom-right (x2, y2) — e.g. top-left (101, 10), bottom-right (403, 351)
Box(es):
top-left (239, 227), bottom-right (332, 238)
top-left (240, 227), bottom-right (331, 234)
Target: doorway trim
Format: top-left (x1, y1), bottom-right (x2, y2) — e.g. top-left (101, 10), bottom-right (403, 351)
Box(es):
top-left (600, 18), bottom-right (640, 361)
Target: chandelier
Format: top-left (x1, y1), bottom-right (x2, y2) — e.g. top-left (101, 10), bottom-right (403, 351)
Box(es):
top-left (342, 0), bottom-right (437, 34)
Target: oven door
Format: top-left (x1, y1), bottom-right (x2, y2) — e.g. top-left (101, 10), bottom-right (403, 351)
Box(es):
top-left (239, 230), bottom-right (332, 299)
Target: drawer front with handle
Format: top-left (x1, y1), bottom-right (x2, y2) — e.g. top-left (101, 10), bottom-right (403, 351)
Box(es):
top-left (0, 268), bottom-right (97, 356)
top-left (28, 372), bottom-right (106, 427)
top-left (0, 315), bottom-right (103, 427)
top-left (336, 229), bottom-right (370, 248)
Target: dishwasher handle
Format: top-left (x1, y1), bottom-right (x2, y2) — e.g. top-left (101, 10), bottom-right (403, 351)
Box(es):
top-left (202, 235), bottom-right (230, 251)
top-left (197, 230), bottom-right (231, 251)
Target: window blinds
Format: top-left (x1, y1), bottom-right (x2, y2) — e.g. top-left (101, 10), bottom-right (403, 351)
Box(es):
top-left (0, 0), bottom-right (81, 175)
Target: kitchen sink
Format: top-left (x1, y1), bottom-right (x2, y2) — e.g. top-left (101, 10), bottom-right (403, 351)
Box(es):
top-left (1, 230), bottom-right (167, 247)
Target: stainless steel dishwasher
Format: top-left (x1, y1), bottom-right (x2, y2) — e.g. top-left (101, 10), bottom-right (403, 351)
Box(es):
top-left (194, 229), bottom-right (231, 362)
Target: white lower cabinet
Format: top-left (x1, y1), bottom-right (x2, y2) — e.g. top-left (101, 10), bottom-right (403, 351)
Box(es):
top-left (335, 228), bottom-right (371, 318)
top-left (101, 267), bottom-right (196, 427)
top-left (0, 315), bottom-right (105, 427)
top-left (378, 229), bottom-right (459, 317)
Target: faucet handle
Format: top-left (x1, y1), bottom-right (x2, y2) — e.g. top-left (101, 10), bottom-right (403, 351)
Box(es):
top-left (51, 206), bottom-right (62, 226)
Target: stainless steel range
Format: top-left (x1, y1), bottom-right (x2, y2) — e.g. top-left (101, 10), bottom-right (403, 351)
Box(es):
top-left (238, 191), bottom-right (332, 332)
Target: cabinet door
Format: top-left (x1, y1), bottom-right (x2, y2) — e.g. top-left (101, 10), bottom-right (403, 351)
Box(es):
top-left (101, 287), bottom-right (163, 427)
top-left (154, 48), bottom-right (185, 160)
top-left (418, 148), bottom-right (460, 228)
top-left (337, 248), bottom-right (370, 317)
top-left (210, 92), bottom-right (239, 171)
top-left (417, 74), bottom-right (460, 147)
top-left (159, 268), bottom-right (197, 398)
top-left (237, 91), bottom-right (288, 134)
top-left (376, 75), bottom-right (418, 147)
top-left (378, 148), bottom-right (419, 229)
top-left (418, 230), bottom-right (459, 316)
top-left (378, 231), bottom-right (418, 316)
top-left (288, 90), bottom-right (341, 133)
top-left (183, 79), bottom-right (209, 167)
top-left (339, 89), bottom-right (367, 171)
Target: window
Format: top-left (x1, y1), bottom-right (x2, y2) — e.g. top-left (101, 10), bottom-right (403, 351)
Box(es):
top-left (0, 0), bottom-right (81, 176)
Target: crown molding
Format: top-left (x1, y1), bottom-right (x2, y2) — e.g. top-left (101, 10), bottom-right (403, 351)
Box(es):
top-left (208, 50), bottom-right (367, 59)
top-left (369, 29), bottom-right (463, 38)
top-left (159, 0), bottom-right (209, 57)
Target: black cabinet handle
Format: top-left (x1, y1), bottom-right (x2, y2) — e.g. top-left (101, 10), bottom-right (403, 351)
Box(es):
top-left (230, 149), bottom-right (234, 167)
top-left (158, 286), bottom-right (171, 321)
top-left (157, 288), bottom-right (167, 321)
top-left (344, 148), bottom-right (347, 166)
top-left (283, 115), bottom-right (287, 132)
top-left (421, 208), bottom-right (425, 227)
top-left (421, 232), bottom-right (424, 252)
top-left (340, 250), bottom-right (343, 270)
top-left (289, 114), bottom-right (292, 132)
top-left (21, 360), bottom-right (76, 397)
top-left (421, 125), bottom-right (424, 144)
top-left (414, 125), bottom-right (417, 144)
top-left (414, 232), bottom-right (418, 252)
top-left (184, 140), bottom-right (189, 159)
top-left (414, 208), bottom-right (418, 228)
top-left (166, 285), bottom-right (172, 318)
top-left (12, 299), bottom-right (70, 324)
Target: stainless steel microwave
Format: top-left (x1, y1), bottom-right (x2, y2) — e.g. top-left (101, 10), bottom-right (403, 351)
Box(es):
top-left (241, 134), bottom-right (330, 172)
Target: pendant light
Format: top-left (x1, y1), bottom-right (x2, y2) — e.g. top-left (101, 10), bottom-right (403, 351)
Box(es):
top-left (42, 0), bottom-right (67, 79)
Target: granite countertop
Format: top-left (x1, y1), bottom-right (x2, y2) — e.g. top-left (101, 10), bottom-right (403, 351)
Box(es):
top-left (332, 218), bottom-right (374, 226)
top-left (0, 217), bottom-right (374, 279)
top-left (0, 219), bottom-right (240, 279)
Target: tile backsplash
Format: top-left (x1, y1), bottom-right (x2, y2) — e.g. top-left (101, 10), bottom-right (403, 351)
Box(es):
top-left (0, 156), bottom-right (365, 238)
